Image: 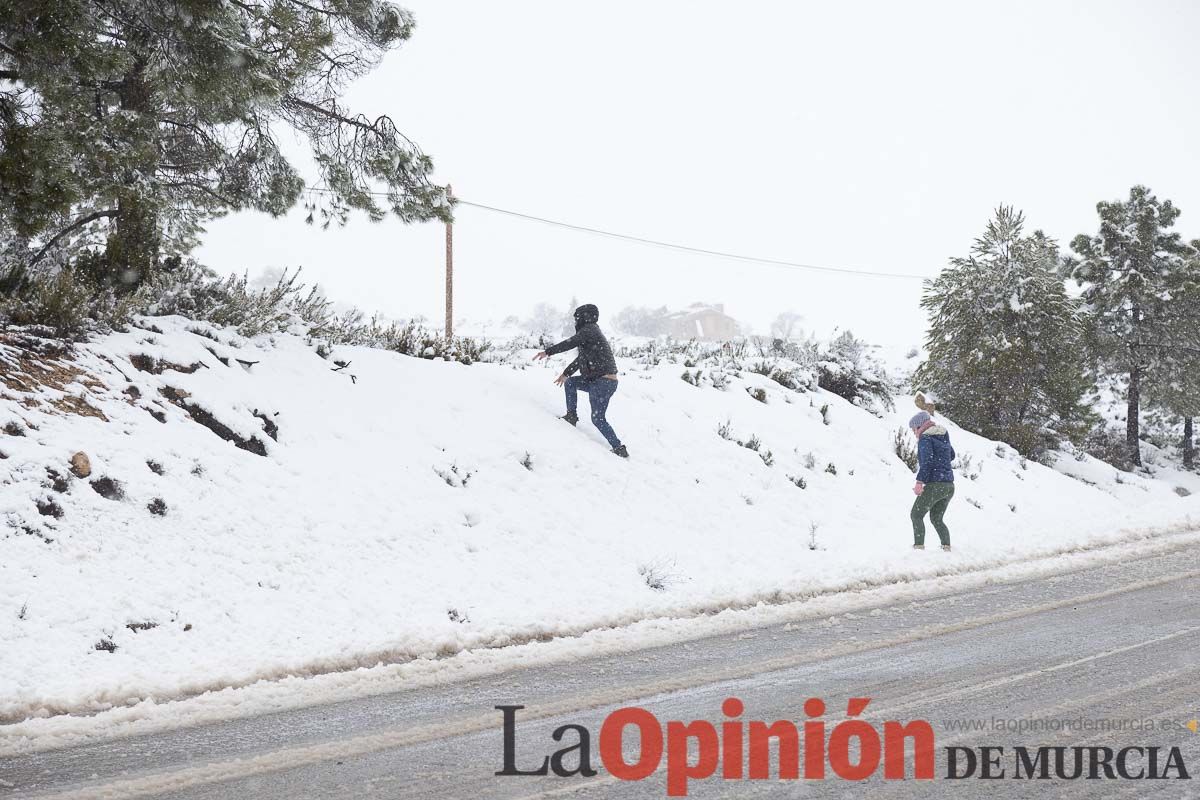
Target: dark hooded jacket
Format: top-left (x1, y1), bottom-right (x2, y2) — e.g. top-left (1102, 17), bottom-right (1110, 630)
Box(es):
top-left (915, 430), bottom-right (955, 484)
top-left (544, 304), bottom-right (618, 380)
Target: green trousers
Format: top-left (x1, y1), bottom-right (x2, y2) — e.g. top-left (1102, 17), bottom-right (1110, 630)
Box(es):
top-left (911, 481), bottom-right (955, 547)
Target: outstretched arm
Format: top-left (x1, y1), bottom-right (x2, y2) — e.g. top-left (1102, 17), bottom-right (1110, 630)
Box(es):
top-left (533, 332), bottom-right (580, 362)
top-left (543, 333), bottom-right (581, 357)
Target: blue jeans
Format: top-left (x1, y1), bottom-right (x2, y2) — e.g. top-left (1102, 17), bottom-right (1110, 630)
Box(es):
top-left (565, 376), bottom-right (622, 448)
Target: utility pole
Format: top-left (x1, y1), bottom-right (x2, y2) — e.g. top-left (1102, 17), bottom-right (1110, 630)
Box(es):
top-left (444, 184), bottom-right (454, 338)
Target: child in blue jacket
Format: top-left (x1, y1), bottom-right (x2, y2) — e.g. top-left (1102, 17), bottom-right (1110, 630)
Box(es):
top-left (909, 410), bottom-right (955, 551)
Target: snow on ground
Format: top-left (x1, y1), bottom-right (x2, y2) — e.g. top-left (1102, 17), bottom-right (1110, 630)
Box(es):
top-left (6, 526), bottom-right (1200, 756)
top-left (1, 317), bottom-right (1197, 725)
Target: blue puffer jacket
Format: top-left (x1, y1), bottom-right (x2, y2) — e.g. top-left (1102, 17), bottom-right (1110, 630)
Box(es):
top-left (916, 430), bottom-right (955, 484)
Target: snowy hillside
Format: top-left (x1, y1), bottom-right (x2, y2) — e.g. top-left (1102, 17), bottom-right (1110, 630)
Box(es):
top-left (1, 318), bottom-right (1197, 723)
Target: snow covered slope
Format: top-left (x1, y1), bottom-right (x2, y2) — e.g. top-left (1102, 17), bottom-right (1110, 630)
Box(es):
top-left (1, 318), bottom-right (1196, 722)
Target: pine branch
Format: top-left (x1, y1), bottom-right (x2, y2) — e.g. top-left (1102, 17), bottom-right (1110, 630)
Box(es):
top-left (159, 180), bottom-right (237, 207)
top-left (28, 209), bottom-right (120, 267)
top-left (282, 95), bottom-right (382, 135)
top-left (281, 0), bottom-right (339, 17)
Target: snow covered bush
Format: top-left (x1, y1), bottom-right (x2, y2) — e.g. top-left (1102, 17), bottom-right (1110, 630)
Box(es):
top-left (434, 463), bottom-right (474, 487)
top-left (816, 331), bottom-right (895, 416)
top-left (143, 264), bottom-right (334, 338)
top-left (0, 254), bottom-right (139, 338)
top-left (1, 251), bottom-right (494, 371)
top-left (892, 428), bottom-right (918, 472)
top-left (329, 317), bottom-right (491, 365)
top-left (747, 358), bottom-right (816, 392)
top-left (144, 263), bottom-right (491, 365)
top-left (1081, 425), bottom-right (1134, 473)
top-left (0, 255), bottom-right (329, 340)
top-left (637, 560), bottom-right (677, 592)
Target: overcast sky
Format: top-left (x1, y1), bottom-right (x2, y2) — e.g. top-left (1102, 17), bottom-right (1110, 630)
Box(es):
top-left (196, 0), bottom-right (1200, 347)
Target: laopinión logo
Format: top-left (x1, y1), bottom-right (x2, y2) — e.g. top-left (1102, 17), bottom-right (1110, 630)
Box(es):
top-left (496, 699), bottom-right (1193, 797)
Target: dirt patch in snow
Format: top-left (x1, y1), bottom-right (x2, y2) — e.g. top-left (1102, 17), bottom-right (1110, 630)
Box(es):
top-left (128, 354), bottom-right (205, 376)
top-left (0, 332), bottom-right (107, 420)
top-left (35, 497), bottom-right (63, 518)
top-left (90, 477), bottom-right (125, 501)
top-left (254, 411), bottom-right (279, 441)
top-left (159, 387), bottom-right (269, 456)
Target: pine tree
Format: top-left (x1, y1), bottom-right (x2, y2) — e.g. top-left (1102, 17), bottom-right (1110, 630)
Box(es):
top-left (1065, 186), bottom-right (1196, 467)
top-left (1146, 242), bottom-right (1200, 469)
top-left (916, 207), bottom-right (1093, 458)
top-left (0, 0), bottom-right (448, 286)
top-left (1148, 350), bottom-right (1200, 470)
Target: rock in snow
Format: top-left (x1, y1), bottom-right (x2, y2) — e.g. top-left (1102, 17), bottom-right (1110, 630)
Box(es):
top-left (69, 451), bottom-right (91, 479)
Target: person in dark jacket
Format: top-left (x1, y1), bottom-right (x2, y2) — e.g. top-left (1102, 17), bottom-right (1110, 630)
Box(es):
top-left (909, 410), bottom-right (955, 551)
top-left (534, 304), bottom-right (628, 458)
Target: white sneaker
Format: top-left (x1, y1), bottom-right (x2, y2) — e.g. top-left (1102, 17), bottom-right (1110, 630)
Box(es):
top-left (941, 544), bottom-right (952, 552)
top-left (912, 544), bottom-right (925, 550)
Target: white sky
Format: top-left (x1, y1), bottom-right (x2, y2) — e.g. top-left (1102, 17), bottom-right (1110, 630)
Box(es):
top-left (196, 0), bottom-right (1200, 346)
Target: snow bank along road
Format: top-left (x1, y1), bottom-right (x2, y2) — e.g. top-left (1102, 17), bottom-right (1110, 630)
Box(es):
top-left (4, 536), bottom-right (1200, 799)
top-left (4, 319), bottom-right (1199, 723)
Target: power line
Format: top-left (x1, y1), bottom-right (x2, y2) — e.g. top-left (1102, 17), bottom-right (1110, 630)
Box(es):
top-left (304, 186), bottom-right (929, 280)
top-left (455, 199), bottom-right (928, 280)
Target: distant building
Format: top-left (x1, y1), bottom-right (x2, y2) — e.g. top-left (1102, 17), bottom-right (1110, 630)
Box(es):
top-left (667, 303), bottom-right (741, 340)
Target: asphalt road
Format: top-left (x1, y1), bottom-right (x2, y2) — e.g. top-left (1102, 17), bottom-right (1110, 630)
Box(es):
top-left (5, 542), bottom-right (1200, 799)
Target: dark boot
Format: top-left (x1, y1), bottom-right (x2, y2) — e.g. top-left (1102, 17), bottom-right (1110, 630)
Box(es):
top-left (612, 445), bottom-right (629, 458)
top-left (561, 411), bottom-right (578, 426)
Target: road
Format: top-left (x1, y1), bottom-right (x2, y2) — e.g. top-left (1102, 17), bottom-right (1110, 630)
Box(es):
top-left (4, 542), bottom-right (1200, 799)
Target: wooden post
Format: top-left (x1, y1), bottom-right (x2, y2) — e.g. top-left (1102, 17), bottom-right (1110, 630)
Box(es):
top-left (444, 184), bottom-right (454, 338)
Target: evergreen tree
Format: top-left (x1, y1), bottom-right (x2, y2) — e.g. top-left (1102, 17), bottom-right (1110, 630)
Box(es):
top-left (916, 207), bottom-right (1093, 458)
top-left (1146, 242), bottom-right (1200, 469)
top-left (1065, 186), bottom-right (1196, 467)
top-left (1147, 351), bottom-right (1200, 470)
top-left (0, 0), bottom-right (448, 286)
